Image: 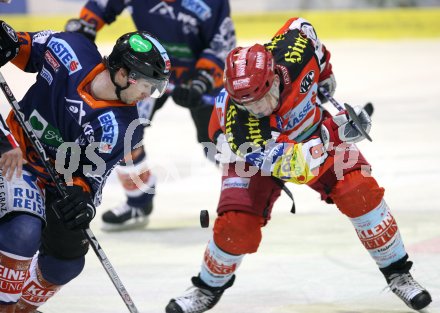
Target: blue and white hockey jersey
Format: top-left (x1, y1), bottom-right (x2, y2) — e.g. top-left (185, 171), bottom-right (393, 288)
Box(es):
top-left (79, 0), bottom-right (236, 94)
top-left (6, 30), bottom-right (143, 206)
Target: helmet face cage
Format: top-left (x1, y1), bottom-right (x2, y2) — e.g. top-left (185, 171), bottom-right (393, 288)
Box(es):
top-left (233, 75), bottom-right (280, 118)
top-left (107, 31), bottom-right (171, 97)
top-left (224, 44), bottom-right (275, 104)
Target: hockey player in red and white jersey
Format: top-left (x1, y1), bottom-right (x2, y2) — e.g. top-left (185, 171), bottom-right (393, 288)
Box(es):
top-left (165, 17), bottom-right (432, 313)
top-left (0, 20), bottom-right (170, 312)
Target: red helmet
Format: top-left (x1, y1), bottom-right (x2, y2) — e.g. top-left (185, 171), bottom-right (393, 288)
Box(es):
top-left (224, 44), bottom-right (275, 104)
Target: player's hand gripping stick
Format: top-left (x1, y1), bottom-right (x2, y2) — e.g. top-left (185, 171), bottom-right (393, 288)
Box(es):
top-left (319, 86), bottom-right (373, 142)
top-left (0, 71), bottom-right (139, 313)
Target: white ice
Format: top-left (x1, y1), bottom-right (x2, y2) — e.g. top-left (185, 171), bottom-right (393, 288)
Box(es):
top-left (1, 39), bottom-right (439, 313)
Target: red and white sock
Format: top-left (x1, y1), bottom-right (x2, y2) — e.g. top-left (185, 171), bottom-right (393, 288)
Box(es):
top-left (349, 199), bottom-right (407, 268)
top-left (200, 239), bottom-right (244, 287)
top-left (16, 253), bottom-right (62, 312)
top-left (0, 250), bottom-right (32, 305)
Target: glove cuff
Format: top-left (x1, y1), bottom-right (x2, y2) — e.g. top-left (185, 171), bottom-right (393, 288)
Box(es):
top-left (193, 70), bottom-right (214, 94)
top-left (65, 18), bottom-right (97, 42)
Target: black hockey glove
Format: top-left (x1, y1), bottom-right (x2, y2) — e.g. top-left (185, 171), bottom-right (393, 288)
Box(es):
top-left (0, 21), bottom-right (19, 68)
top-left (64, 18), bottom-right (97, 42)
top-left (52, 185), bottom-right (96, 230)
top-left (172, 70), bottom-right (213, 109)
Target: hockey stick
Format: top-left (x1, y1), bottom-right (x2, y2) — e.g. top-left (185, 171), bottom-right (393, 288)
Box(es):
top-left (318, 86), bottom-right (373, 142)
top-left (0, 71), bottom-right (139, 313)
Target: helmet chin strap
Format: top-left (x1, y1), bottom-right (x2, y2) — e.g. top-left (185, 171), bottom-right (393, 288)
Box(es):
top-left (110, 72), bottom-right (131, 101)
top-left (104, 57), bottom-right (131, 101)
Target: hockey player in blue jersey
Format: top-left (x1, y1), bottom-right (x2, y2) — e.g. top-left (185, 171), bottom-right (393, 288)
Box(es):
top-left (66, 0), bottom-right (236, 231)
top-left (0, 20), bottom-right (170, 312)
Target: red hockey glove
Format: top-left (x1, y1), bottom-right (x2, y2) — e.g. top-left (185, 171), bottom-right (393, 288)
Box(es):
top-left (0, 21), bottom-right (19, 67)
top-left (320, 106), bottom-right (371, 152)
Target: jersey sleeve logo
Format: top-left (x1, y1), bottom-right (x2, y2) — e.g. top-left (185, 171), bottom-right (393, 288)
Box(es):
top-left (98, 111), bottom-right (119, 154)
top-left (47, 37), bottom-right (82, 75)
top-left (44, 51), bottom-right (60, 72)
top-left (40, 66), bottom-right (53, 85)
top-left (29, 110), bottom-right (64, 147)
top-left (300, 70), bottom-right (315, 93)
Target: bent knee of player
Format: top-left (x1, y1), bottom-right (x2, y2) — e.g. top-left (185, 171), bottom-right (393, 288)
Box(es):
top-left (213, 211), bottom-right (265, 255)
top-left (0, 214), bottom-right (42, 257)
top-left (116, 146), bottom-right (155, 193)
top-left (121, 146), bottom-right (145, 164)
top-left (39, 254), bottom-right (85, 285)
top-left (330, 170), bottom-right (385, 218)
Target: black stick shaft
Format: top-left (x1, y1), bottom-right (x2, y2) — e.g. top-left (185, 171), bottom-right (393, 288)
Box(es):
top-left (0, 71), bottom-right (139, 313)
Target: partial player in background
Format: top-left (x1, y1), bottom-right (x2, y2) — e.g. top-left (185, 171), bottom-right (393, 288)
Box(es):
top-left (165, 17), bottom-right (432, 313)
top-left (0, 20), bottom-right (170, 312)
top-left (66, 0), bottom-right (236, 231)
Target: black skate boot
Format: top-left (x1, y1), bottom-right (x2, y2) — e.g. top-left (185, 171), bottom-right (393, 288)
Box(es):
top-left (381, 256), bottom-right (432, 310)
top-left (101, 200), bottom-right (153, 231)
top-left (166, 275), bottom-right (235, 313)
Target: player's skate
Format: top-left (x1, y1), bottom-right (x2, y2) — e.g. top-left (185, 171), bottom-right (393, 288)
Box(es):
top-left (382, 260), bottom-right (432, 311)
top-left (387, 272), bottom-right (432, 310)
top-left (165, 275), bottom-right (235, 313)
top-left (101, 201), bottom-right (153, 231)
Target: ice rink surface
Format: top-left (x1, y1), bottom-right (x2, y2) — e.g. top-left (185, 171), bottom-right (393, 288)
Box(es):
top-left (1, 39), bottom-right (440, 313)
